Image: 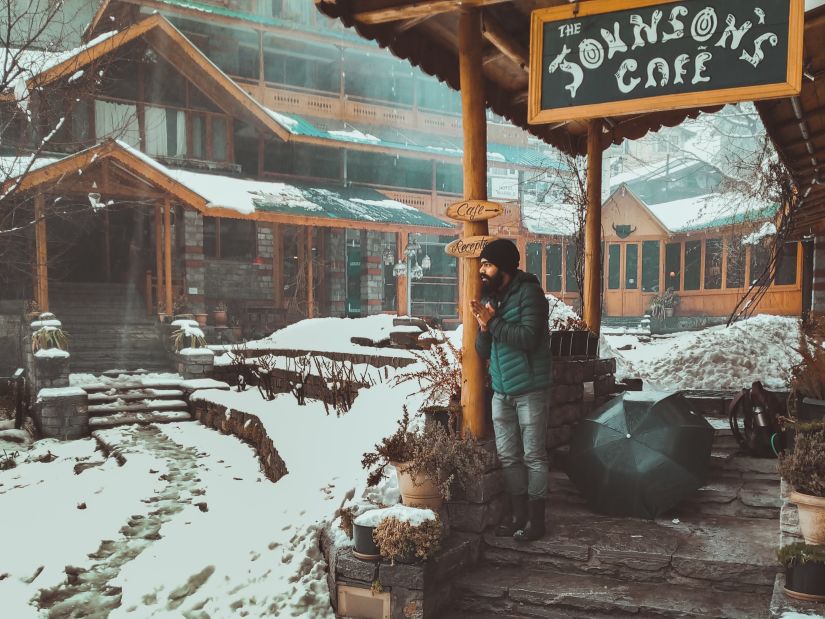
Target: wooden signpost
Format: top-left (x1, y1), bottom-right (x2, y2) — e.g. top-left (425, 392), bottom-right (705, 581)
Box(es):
top-left (445, 234), bottom-right (497, 258)
top-left (446, 199), bottom-right (504, 223)
top-left (528, 0), bottom-right (804, 124)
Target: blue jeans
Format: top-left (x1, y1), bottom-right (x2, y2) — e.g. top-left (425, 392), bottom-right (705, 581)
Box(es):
top-left (492, 389), bottom-right (549, 499)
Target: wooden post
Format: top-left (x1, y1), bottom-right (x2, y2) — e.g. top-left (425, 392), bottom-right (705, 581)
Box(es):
top-left (155, 203), bottom-right (163, 313)
top-left (459, 7), bottom-right (490, 440)
top-left (163, 198), bottom-right (173, 315)
top-left (306, 226), bottom-right (315, 318)
top-left (34, 193), bottom-right (49, 312)
top-left (396, 232), bottom-right (405, 314)
top-left (583, 119), bottom-right (603, 335)
top-left (272, 223), bottom-right (283, 309)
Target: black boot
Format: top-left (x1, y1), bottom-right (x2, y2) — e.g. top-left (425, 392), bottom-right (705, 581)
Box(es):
top-left (495, 494), bottom-right (527, 537)
top-left (514, 498), bottom-right (545, 542)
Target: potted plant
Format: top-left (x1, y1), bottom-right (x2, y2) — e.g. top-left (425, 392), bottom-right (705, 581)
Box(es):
top-left (550, 314), bottom-right (598, 357)
top-left (31, 325), bottom-right (69, 354)
top-left (778, 542), bottom-right (825, 602)
top-left (362, 406), bottom-right (485, 510)
top-left (649, 288), bottom-right (680, 321)
top-left (212, 300), bottom-right (228, 327)
top-left (170, 324), bottom-right (208, 352)
top-left (371, 505), bottom-right (442, 563)
top-left (790, 320), bottom-right (825, 424)
top-left (778, 423), bottom-right (825, 544)
top-left (230, 316), bottom-right (243, 340)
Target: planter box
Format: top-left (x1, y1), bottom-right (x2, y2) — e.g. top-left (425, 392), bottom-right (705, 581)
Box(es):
top-left (799, 397), bottom-right (825, 423)
top-left (352, 523), bottom-right (380, 561)
top-left (784, 560), bottom-right (825, 602)
top-left (550, 330), bottom-right (599, 358)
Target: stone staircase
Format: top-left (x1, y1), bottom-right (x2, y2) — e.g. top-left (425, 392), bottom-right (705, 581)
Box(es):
top-left (77, 370), bottom-right (191, 431)
top-left (448, 419), bottom-right (782, 618)
top-left (602, 316), bottom-right (647, 330)
top-left (49, 282), bottom-right (171, 374)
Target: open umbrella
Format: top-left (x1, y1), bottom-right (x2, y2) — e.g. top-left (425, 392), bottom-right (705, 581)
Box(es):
top-left (567, 391), bottom-right (715, 519)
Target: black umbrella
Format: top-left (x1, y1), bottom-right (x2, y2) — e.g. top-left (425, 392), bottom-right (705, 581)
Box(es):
top-left (567, 391), bottom-right (715, 519)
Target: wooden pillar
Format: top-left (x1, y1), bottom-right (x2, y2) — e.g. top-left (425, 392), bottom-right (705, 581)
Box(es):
top-left (163, 198), bottom-right (173, 315)
top-left (396, 232), bottom-right (406, 314)
top-left (34, 193), bottom-right (49, 312)
top-left (583, 119), bottom-right (603, 335)
top-left (459, 7), bottom-right (490, 440)
top-left (272, 223), bottom-right (283, 309)
top-left (154, 203), bottom-right (163, 313)
top-left (306, 226), bottom-right (315, 318)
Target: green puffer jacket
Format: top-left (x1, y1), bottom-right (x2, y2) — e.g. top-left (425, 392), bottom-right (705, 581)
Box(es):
top-left (475, 271), bottom-right (552, 396)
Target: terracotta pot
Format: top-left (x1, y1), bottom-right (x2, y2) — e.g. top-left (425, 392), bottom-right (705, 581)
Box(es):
top-left (790, 491), bottom-right (825, 544)
top-left (393, 461), bottom-right (443, 510)
top-left (213, 310), bottom-right (228, 327)
top-left (194, 313), bottom-right (208, 327)
top-left (231, 326), bottom-right (242, 339)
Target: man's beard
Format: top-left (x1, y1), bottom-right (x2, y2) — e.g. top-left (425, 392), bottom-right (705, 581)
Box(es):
top-left (480, 270), bottom-right (504, 295)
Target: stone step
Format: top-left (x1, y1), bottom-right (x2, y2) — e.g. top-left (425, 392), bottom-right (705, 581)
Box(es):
top-left (76, 379), bottom-right (183, 393)
top-left (87, 410), bottom-right (191, 429)
top-left (87, 399), bottom-right (188, 416)
top-left (87, 389), bottom-right (184, 403)
top-left (480, 499), bottom-right (778, 592)
top-left (451, 565), bottom-right (771, 619)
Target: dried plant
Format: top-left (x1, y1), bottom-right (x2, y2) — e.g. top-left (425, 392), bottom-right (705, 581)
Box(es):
top-left (170, 326), bottom-right (207, 352)
top-left (777, 542), bottom-right (825, 567)
top-left (394, 334), bottom-right (461, 408)
top-left (778, 426), bottom-right (825, 497)
top-left (338, 505), bottom-right (357, 539)
top-left (373, 514), bottom-right (442, 562)
top-left (31, 326), bottom-right (68, 353)
top-left (0, 450), bottom-right (19, 470)
top-left (550, 314), bottom-right (590, 332)
top-left (788, 316), bottom-right (825, 417)
top-left (284, 355), bottom-right (312, 405)
top-left (312, 357), bottom-right (374, 417)
top-left (362, 406), bottom-right (416, 487)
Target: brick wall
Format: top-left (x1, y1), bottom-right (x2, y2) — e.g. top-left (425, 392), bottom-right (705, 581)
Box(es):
top-left (327, 229), bottom-right (346, 316)
top-left (361, 231), bottom-right (394, 316)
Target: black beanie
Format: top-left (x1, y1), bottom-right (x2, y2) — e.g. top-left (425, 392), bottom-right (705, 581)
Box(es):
top-left (479, 238), bottom-right (520, 274)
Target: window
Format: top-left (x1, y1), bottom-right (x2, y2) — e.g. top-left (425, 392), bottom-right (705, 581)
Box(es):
top-left (641, 240), bottom-right (660, 293)
top-left (726, 238), bottom-right (746, 288)
top-left (436, 163), bottom-right (462, 194)
top-left (145, 106), bottom-right (186, 158)
top-left (263, 37), bottom-right (340, 93)
top-left (704, 238), bottom-right (723, 290)
top-left (191, 114), bottom-right (206, 159)
top-left (607, 244), bottom-right (621, 290)
top-left (625, 244), bottom-right (638, 289)
top-left (94, 99), bottom-right (139, 147)
top-left (188, 113), bottom-right (230, 162)
top-left (526, 243), bottom-right (542, 280)
top-left (412, 235), bottom-right (458, 318)
top-left (750, 242), bottom-right (771, 286)
top-left (383, 261), bottom-right (396, 311)
top-left (684, 240), bottom-right (702, 290)
top-left (665, 242), bottom-right (681, 291)
top-left (775, 242), bottom-right (798, 285)
top-left (213, 117), bottom-right (228, 162)
top-left (203, 217), bottom-right (256, 260)
top-left (546, 244), bottom-right (562, 292)
top-left (565, 243), bottom-right (579, 292)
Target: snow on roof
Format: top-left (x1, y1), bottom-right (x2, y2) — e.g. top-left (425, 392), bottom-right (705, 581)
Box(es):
top-left (0, 154), bottom-right (62, 185)
top-left (646, 193), bottom-right (777, 233)
top-left (609, 158), bottom-right (701, 188)
top-left (521, 201), bottom-right (579, 236)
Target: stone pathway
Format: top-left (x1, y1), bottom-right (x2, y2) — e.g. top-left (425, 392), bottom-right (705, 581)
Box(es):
top-left (35, 424), bottom-right (204, 618)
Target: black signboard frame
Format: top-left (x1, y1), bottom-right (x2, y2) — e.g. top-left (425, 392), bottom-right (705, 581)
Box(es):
top-left (528, 0), bottom-right (803, 125)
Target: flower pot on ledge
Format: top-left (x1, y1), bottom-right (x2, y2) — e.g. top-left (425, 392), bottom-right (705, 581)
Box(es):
top-left (393, 461), bottom-right (443, 510)
top-left (790, 490), bottom-right (825, 545)
top-left (212, 310), bottom-right (228, 327)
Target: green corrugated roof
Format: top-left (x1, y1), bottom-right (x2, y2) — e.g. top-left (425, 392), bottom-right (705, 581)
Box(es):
top-left (253, 181), bottom-right (453, 228)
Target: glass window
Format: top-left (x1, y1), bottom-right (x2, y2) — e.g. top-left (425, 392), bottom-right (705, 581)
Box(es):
top-left (608, 244), bottom-right (621, 290)
top-left (704, 238), bottom-right (723, 290)
top-left (220, 220), bottom-right (256, 260)
top-left (191, 114), bottom-right (206, 159)
top-left (641, 240), bottom-right (660, 293)
top-left (412, 235), bottom-right (457, 318)
top-left (726, 238), bottom-right (746, 288)
top-left (565, 242), bottom-right (579, 293)
top-left (625, 244), bottom-right (638, 290)
top-left (546, 244), bottom-right (562, 292)
top-left (94, 99), bottom-right (139, 147)
top-left (212, 117), bottom-right (228, 162)
top-left (383, 262), bottom-right (396, 311)
top-left (684, 240), bottom-right (702, 290)
top-left (203, 217), bottom-right (217, 258)
top-left (775, 242), bottom-right (798, 285)
top-left (665, 242), bottom-right (681, 291)
top-left (526, 243), bottom-right (542, 279)
top-left (750, 242), bottom-right (771, 286)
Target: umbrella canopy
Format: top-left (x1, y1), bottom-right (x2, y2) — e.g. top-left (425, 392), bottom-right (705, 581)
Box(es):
top-left (567, 391), bottom-right (715, 519)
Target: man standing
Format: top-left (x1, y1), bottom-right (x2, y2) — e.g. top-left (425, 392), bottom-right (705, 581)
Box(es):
top-left (471, 239), bottom-right (552, 542)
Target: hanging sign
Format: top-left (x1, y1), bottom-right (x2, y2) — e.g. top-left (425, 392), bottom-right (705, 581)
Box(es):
top-left (445, 235), bottom-right (496, 258)
top-left (528, 0), bottom-right (803, 124)
top-left (446, 200), bottom-right (504, 222)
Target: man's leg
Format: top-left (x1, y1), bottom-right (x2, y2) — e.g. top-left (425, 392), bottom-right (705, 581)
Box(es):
top-left (491, 392), bottom-right (528, 536)
top-left (513, 389), bottom-right (549, 541)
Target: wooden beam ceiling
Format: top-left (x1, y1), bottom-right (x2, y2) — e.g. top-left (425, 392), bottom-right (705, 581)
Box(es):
top-left (354, 0), bottom-right (512, 25)
top-left (481, 13), bottom-right (528, 73)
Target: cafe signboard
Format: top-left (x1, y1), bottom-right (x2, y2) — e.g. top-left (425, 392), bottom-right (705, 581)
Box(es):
top-left (528, 0), bottom-right (803, 124)
top-left (445, 236), bottom-right (496, 258)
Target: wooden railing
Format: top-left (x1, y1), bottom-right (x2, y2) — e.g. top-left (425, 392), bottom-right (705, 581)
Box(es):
top-left (144, 271), bottom-right (184, 316)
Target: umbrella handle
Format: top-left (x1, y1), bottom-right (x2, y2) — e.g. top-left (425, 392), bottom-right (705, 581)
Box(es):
top-left (770, 432), bottom-right (781, 457)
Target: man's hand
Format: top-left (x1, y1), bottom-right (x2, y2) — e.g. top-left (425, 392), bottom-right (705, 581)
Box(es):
top-left (470, 299), bottom-right (495, 331)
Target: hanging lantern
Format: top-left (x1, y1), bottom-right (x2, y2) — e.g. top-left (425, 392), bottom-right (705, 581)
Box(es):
top-left (411, 264), bottom-right (424, 280)
top-left (408, 237), bottom-right (421, 254)
top-left (421, 254), bottom-right (431, 270)
top-left (383, 247), bottom-right (395, 266)
top-left (393, 262), bottom-right (407, 277)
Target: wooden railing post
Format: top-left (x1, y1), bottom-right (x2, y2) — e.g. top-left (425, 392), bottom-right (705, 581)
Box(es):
top-left (34, 192), bottom-right (49, 312)
top-left (155, 202), bottom-right (163, 313)
top-left (163, 198), bottom-right (173, 315)
top-left (583, 120), bottom-right (603, 335)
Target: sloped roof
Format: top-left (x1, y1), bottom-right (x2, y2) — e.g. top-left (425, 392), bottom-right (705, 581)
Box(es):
top-left (2, 140), bottom-right (453, 231)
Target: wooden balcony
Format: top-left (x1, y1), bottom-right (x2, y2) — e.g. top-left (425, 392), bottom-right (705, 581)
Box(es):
top-left (237, 81), bottom-right (528, 148)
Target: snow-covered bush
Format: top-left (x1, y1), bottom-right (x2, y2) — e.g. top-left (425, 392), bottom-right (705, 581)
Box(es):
top-left (31, 325), bottom-right (68, 353)
top-left (779, 425), bottom-right (825, 497)
top-left (373, 510), bottom-right (442, 562)
top-left (170, 325), bottom-right (207, 352)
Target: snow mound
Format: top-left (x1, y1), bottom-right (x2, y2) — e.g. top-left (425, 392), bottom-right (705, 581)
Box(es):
top-left (354, 504), bottom-right (437, 527)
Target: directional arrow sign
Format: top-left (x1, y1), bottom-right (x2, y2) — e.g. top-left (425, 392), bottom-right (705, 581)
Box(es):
top-left (445, 235), bottom-right (496, 258)
top-left (446, 200), bottom-right (504, 222)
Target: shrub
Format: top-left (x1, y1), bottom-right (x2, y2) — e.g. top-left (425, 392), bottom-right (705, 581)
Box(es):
top-left (778, 426), bottom-right (825, 496)
top-left (171, 325), bottom-right (207, 352)
top-left (777, 542), bottom-right (825, 567)
top-left (362, 407), bottom-right (486, 499)
top-left (373, 513), bottom-right (442, 562)
top-left (31, 326), bottom-right (68, 353)
top-left (394, 333), bottom-right (461, 408)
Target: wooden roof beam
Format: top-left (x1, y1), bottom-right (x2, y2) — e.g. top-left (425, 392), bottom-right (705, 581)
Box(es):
top-left (354, 0), bottom-right (512, 25)
top-left (481, 13), bottom-right (528, 73)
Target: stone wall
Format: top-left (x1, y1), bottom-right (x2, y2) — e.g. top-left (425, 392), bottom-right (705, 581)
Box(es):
top-left (34, 386), bottom-right (88, 439)
top-left (176, 349), bottom-right (214, 380)
top-left (0, 301), bottom-right (24, 373)
top-left (201, 220), bottom-right (274, 303)
top-left (361, 231), bottom-right (394, 316)
top-left (188, 397), bottom-right (288, 482)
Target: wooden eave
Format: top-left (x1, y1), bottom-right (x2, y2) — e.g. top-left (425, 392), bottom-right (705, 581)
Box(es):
top-left (314, 0), bottom-right (723, 156)
top-left (756, 6), bottom-right (825, 238)
top-left (4, 141), bottom-right (454, 234)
